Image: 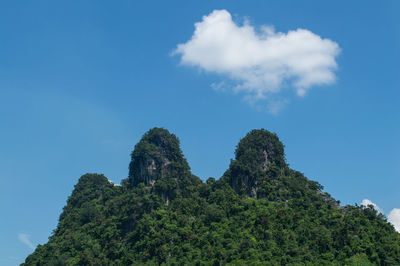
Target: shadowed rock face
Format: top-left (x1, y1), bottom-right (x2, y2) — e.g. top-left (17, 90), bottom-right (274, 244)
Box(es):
top-left (235, 129), bottom-right (286, 170)
top-left (226, 129), bottom-right (286, 197)
top-left (128, 127), bottom-right (190, 187)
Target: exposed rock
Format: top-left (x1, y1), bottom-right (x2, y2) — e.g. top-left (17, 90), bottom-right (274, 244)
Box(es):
top-left (317, 190), bottom-right (340, 209)
top-left (126, 128), bottom-right (199, 204)
top-left (128, 127), bottom-right (189, 187)
top-left (262, 150), bottom-right (269, 171)
top-left (224, 129), bottom-right (286, 197)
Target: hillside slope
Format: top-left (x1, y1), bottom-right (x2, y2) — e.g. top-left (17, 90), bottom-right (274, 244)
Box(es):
top-left (23, 128), bottom-right (400, 265)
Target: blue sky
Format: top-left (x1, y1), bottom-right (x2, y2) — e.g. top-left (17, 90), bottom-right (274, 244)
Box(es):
top-left (1, 1), bottom-right (399, 264)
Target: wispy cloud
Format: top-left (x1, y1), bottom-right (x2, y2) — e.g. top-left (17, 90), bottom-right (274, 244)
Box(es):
top-left (174, 9), bottom-right (340, 113)
top-left (18, 233), bottom-right (35, 250)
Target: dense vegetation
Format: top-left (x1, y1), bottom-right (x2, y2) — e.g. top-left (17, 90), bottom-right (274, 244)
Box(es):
top-left (23, 128), bottom-right (400, 265)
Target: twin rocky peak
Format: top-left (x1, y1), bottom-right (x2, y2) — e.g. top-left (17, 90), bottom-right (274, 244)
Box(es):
top-left (127, 127), bottom-right (289, 199)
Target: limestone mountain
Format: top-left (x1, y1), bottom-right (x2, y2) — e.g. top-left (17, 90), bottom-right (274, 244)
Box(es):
top-left (23, 128), bottom-right (400, 265)
top-left (222, 129), bottom-right (338, 207)
top-left (222, 129), bottom-right (287, 197)
top-left (128, 127), bottom-right (190, 186)
top-left (127, 127), bottom-right (200, 203)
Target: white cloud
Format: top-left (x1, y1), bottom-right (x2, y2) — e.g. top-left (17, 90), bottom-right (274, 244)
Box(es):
top-left (361, 199), bottom-right (383, 214)
top-left (107, 178), bottom-right (121, 186)
top-left (388, 208), bottom-right (400, 233)
top-left (18, 233), bottom-right (35, 250)
top-left (174, 10), bottom-right (340, 112)
top-left (360, 199), bottom-right (400, 233)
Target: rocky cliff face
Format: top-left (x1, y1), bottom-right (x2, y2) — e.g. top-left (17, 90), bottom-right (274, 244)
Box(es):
top-left (127, 128), bottom-right (198, 203)
top-left (224, 129), bottom-right (341, 208)
top-left (224, 129), bottom-right (286, 198)
top-left (234, 129), bottom-right (286, 170)
top-left (128, 127), bottom-right (190, 187)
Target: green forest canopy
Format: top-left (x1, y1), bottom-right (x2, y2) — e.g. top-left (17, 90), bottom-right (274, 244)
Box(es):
top-left (23, 128), bottom-right (400, 265)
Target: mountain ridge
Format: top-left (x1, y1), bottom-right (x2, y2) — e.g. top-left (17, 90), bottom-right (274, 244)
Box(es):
top-left (23, 127), bottom-right (400, 265)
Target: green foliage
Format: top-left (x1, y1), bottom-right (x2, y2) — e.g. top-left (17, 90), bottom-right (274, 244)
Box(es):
top-left (222, 129), bottom-right (290, 197)
top-left (235, 129), bottom-right (286, 169)
top-left (127, 127), bottom-right (197, 202)
top-left (23, 128), bottom-right (400, 265)
top-left (128, 127), bottom-right (190, 186)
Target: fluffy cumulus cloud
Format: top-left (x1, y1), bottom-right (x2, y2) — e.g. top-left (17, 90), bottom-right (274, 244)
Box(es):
top-left (18, 233), bottom-right (35, 250)
top-left (388, 209), bottom-right (400, 233)
top-left (361, 199), bottom-right (400, 233)
top-left (174, 10), bottom-right (340, 112)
